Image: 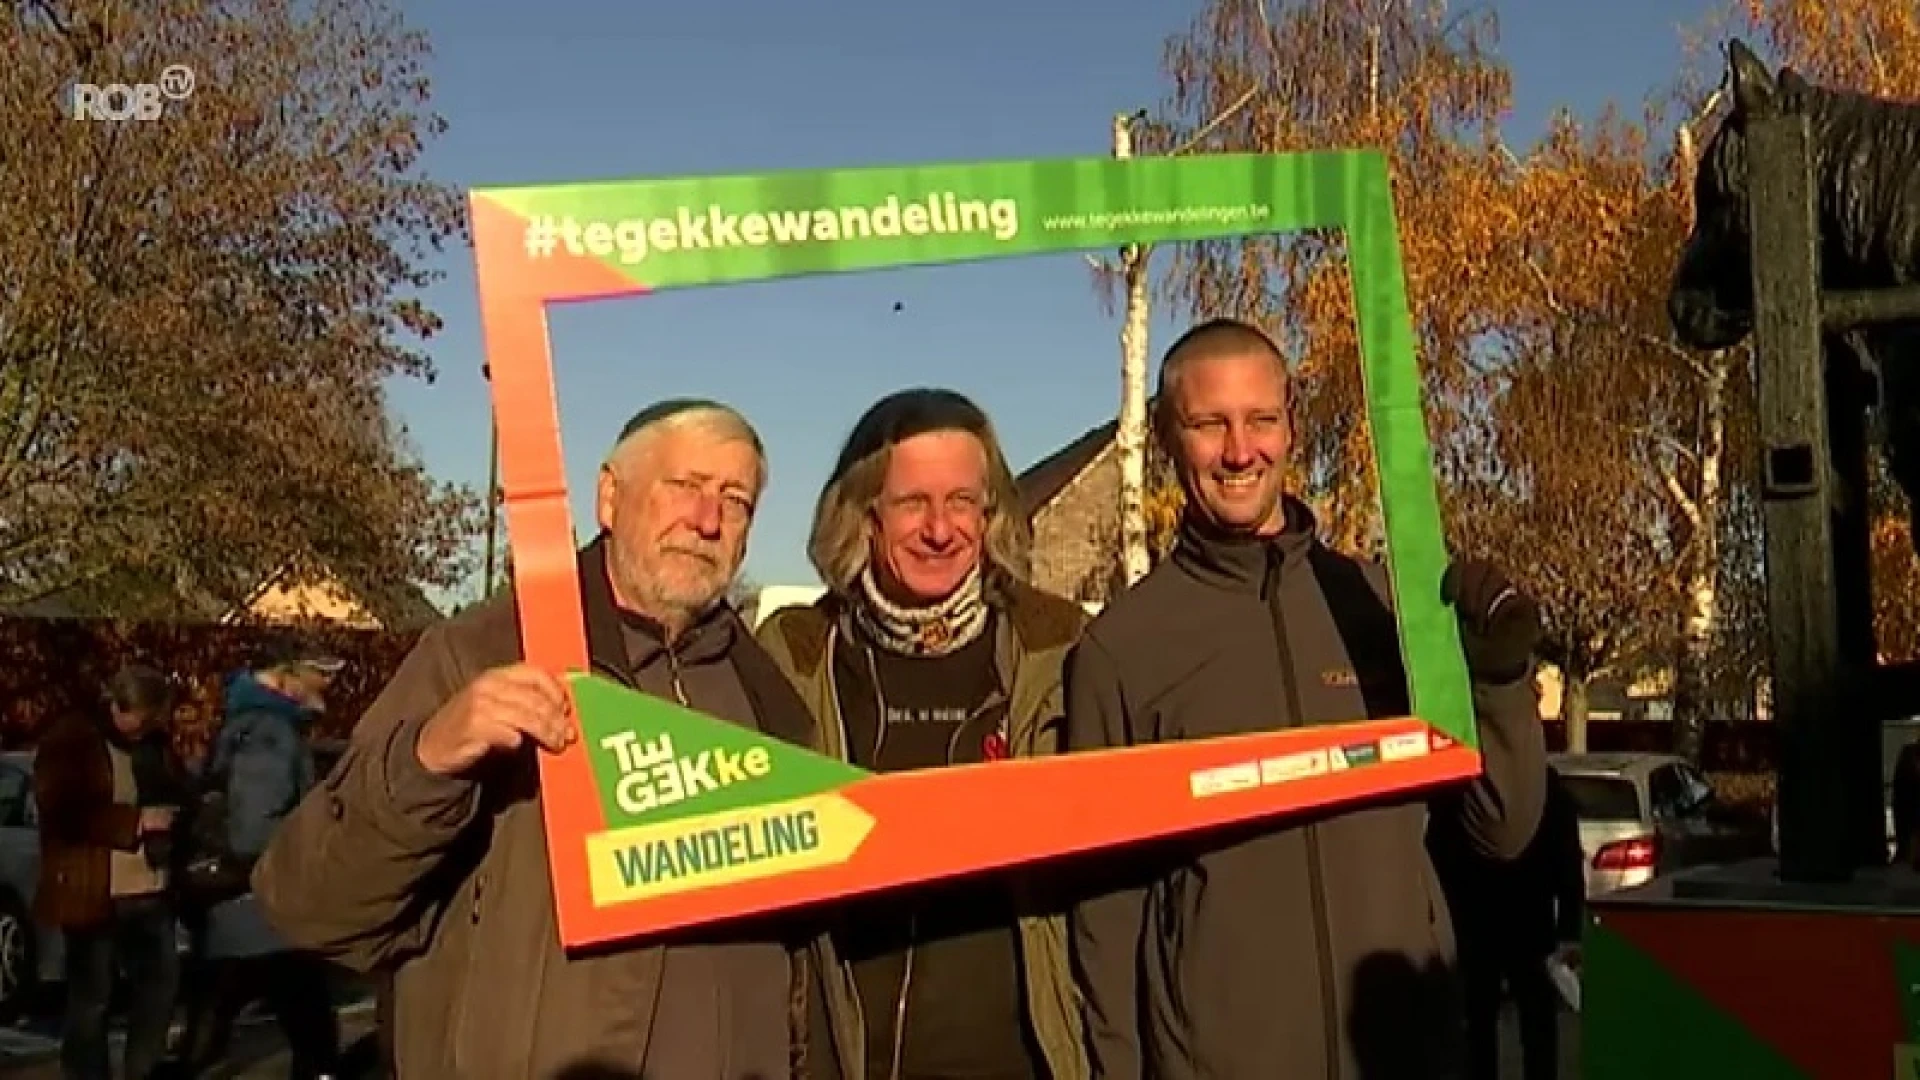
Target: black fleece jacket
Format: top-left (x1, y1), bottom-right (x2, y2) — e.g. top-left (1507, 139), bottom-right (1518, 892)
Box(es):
top-left (1063, 502), bottom-right (1546, 1080)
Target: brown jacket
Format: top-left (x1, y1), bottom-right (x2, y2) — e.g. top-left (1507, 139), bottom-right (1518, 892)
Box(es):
top-left (33, 713), bottom-right (185, 930)
top-left (251, 538), bottom-right (820, 1079)
top-left (34, 714), bottom-right (142, 930)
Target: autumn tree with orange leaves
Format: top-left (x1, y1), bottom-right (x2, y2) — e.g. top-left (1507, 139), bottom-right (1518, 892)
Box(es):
top-left (1141, 0), bottom-right (1717, 746)
top-left (1128, 0), bottom-right (1920, 751)
top-left (0, 0), bottom-right (479, 618)
top-left (1730, 0), bottom-right (1920, 95)
top-left (1143, 0), bottom-right (1515, 557)
top-left (1445, 109), bottom-right (1709, 749)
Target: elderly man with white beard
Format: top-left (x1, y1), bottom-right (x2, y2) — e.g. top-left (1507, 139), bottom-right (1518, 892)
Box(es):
top-left (252, 399), bottom-right (820, 1079)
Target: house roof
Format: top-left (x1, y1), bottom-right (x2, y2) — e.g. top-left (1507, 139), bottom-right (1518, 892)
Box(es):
top-left (341, 575), bottom-right (443, 630)
top-left (1017, 392), bottom-right (1170, 521)
top-left (1015, 418), bottom-right (1118, 520)
top-left (224, 560), bottom-right (443, 631)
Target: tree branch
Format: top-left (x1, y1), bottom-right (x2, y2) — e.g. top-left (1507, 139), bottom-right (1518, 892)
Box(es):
top-left (1170, 85), bottom-right (1259, 156)
top-left (1663, 461), bottom-right (1702, 529)
top-left (1091, 74), bottom-right (1258, 291)
top-left (1681, 87), bottom-right (1726, 146)
top-left (1863, 26), bottom-right (1888, 91)
top-left (1521, 254), bottom-right (1715, 379)
top-left (1633, 428), bottom-right (1698, 466)
top-left (1254, 0), bottom-right (1283, 70)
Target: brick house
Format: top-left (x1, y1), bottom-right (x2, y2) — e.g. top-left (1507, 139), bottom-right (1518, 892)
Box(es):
top-left (1017, 412), bottom-right (1152, 605)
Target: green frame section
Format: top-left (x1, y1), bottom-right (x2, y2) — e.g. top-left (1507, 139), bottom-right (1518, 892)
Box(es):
top-left (475, 151), bottom-right (1473, 747)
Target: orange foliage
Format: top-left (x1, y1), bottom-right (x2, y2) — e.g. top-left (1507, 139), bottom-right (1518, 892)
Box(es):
top-left (1872, 466), bottom-right (1920, 663)
top-left (1454, 106), bottom-right (1703, 685)
top-left (1144, 477), bottom-right (1185, 560)
top-left (0, 2), bottom-right (480, 616)
top-left (1734, 0), bottom-right (1920, 98)
top-left (1139, 0), bottom-right (1920, 702)
top-left (1151, 0), bottom-right (1514, 557)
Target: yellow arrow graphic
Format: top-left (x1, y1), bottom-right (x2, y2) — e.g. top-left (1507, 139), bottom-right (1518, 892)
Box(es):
top-left (584, 792), bottom-right (876, 908)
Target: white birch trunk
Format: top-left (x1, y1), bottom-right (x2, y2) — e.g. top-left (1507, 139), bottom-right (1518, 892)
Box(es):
top-left (1671, 119), bottom-right (1727, 758)
top-left (1682, 359), bottom-right (1727, 690)
top-left (1114, 113), bottom-right (1152, 586)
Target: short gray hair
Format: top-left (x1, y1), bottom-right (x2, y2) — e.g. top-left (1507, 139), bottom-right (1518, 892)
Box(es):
top-left (603, 398), bottom-right (768, 496)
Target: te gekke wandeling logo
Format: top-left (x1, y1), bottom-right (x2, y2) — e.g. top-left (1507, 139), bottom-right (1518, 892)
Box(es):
top-left (69, 64), bottom-right (195, 122)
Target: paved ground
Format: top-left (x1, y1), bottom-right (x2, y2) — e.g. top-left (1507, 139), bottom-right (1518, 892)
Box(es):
top-left (1505, 1005), bottom-right (1584, 1078)
top-left (0, 998), bottom-right (377, 1078)
top-left (0, 997), bottom-right (1581, 1078)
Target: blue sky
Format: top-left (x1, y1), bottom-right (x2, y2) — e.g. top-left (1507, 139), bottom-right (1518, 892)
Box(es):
top-left (387, 0), bottom-right (1720, 604)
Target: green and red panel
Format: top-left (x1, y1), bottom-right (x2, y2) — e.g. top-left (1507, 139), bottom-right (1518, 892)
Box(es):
top-left (466, 153), bottom-right (1483, 949)
top-left (1587, 904), bottom-right (1920, 1079)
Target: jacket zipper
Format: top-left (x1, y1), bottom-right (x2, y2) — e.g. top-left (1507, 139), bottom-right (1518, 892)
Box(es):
top-left (862, 644), bottom-right (889, 764)
top-left (889, 914), bottom-right (918, 1080)
top-left (665, 649), bottom-right (689, 707)
top-left (588, 653), bottom-right (672, 1057)
top-left (819, 629), bottom-right (871, 1077)
top-left (823, 629), bottom-right (854, 764)
top-left (863, 641), bottom-right (919, 1080)
top-left (1267, 551), bottom-right (1343, 1080)
top-left (946, 694), bottom-right (1005, 762)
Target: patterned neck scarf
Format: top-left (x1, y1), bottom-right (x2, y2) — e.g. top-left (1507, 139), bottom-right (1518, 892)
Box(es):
top-left (852, 561), bottom-right (990, 658)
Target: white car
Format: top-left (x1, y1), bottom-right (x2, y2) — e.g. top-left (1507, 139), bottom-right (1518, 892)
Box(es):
top-left (0, 751), bottom-right (58, 1019)
top-left (1549, 751), bottom-right (1774, 898)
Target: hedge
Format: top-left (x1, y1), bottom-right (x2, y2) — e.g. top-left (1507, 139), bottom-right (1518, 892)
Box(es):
top-left (0, 616), bottom-right (420, 764)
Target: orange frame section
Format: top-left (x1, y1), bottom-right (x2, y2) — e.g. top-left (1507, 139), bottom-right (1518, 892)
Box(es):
top-left (470, 195), bottom-right (634, 920)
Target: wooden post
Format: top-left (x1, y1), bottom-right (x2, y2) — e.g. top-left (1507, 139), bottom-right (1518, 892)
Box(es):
top-left (1745, 114), bottom-right (1851, 883)
top-left (1113, 113), bottom-right (1152, 587)
top-left (482, 362), bottom-right (501, 599)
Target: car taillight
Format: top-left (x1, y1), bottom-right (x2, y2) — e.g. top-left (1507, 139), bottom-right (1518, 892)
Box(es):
top-left (1592, 835), bottom-right (1659, 871)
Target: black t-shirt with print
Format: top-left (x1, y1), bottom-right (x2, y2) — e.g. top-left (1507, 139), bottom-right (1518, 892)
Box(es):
top-left (826, 621), bottom-right (1041, 1080)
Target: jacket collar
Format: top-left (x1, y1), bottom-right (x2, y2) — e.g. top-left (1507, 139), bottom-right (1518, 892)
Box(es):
top-left (814, 566), bottom-right (1076, 664)
top-left (574, 533), bottom-right (818, 750)
top-left (577, 532), bottom-right (737, 679)
top-left (1171, 495), bottom-right (1320, 594)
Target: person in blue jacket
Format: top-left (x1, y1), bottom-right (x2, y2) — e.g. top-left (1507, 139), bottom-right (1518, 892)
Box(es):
top-left (172, 635), bottom-right (344, 1080)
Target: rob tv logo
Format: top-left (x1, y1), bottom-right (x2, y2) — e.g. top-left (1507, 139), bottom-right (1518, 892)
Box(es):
top-left (69, 65), bottom-right (195, 121)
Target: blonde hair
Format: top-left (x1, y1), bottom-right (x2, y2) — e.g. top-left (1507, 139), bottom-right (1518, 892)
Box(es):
top-left (807, 389), bottom-right (1031, 596)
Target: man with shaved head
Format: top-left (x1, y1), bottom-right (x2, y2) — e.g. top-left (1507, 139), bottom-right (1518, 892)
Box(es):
top-left (1065, 317), bottom-right (1549, 1080)
top-left (253, 399), bottom-right (819, 1078)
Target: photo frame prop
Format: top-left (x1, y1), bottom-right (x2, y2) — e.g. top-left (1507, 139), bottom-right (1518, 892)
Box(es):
top-left (467, 151), bottom-right (1479, 950)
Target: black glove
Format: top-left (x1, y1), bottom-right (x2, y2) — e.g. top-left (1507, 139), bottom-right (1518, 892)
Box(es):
top-left (1441, 558), bottom-right (1541, 684)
